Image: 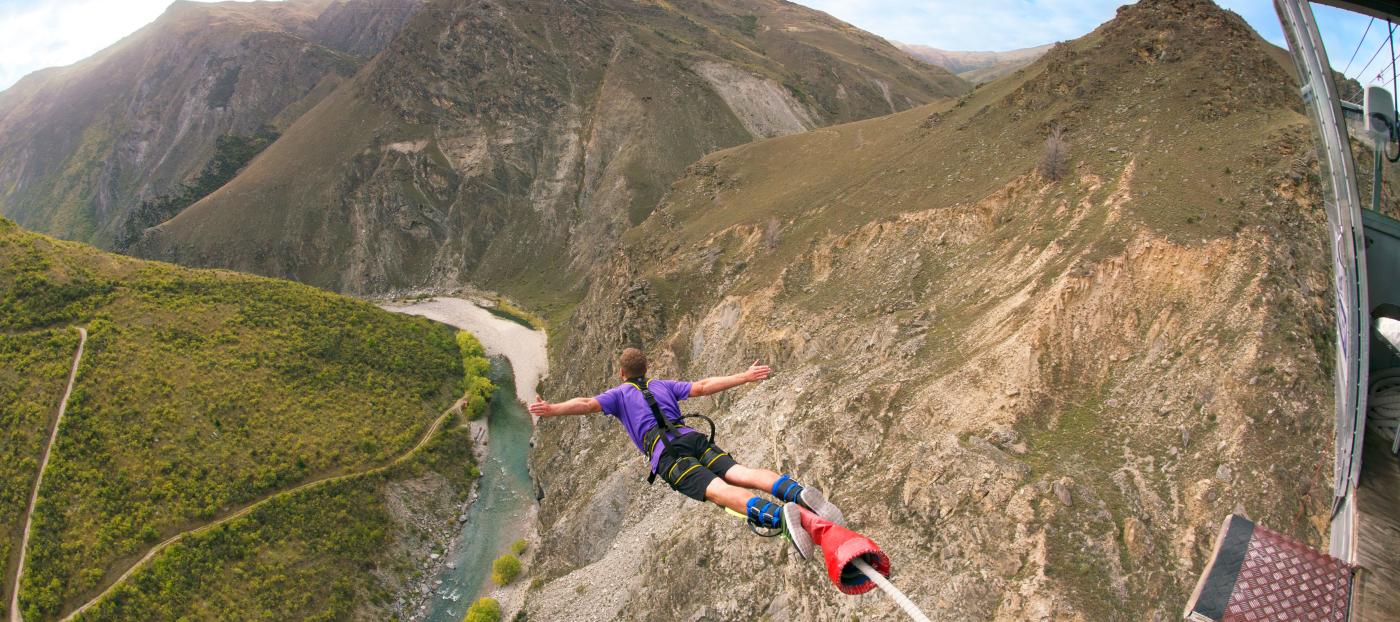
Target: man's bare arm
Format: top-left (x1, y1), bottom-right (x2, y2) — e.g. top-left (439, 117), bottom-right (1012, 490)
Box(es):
top-left (689, 360), bottom-right (771, 397)
top-left (528, 396), bottom-right (602, 417)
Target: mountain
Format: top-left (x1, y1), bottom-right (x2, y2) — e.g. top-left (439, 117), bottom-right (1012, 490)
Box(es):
top-left (129, 0), bottom-right (970, 297)
top-left (523, 1), bottom-right (1333, 619)
top-left (0, 0), bottom-right (422, 249)
top-left (0, 216), bottom-right (488, 621)
top-left (900, 43), bottom-right (1053, 84)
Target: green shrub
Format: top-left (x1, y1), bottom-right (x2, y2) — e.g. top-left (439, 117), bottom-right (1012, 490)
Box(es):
top-left (113, 128), bottom-right (279, 250)
top-left (456, 331), bottom-right (488, 365)
top-left (464, 376), bottom-right (494, 420)
top-left (464, 597), bottom-right (501, 622)
top-left (491, 553), bottom-right (522, 586)
top-left (737, 14), bottom-right (758, 37)
top-left (456, 331), bottom-right (494, 419)
top-left (487, 297), bottom-right (543, 330)
top-left (510, 539), bottom-right (528, 555)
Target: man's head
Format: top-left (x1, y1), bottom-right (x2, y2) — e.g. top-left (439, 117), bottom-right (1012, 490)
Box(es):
top-left (619, 347), bottom-right (647, 379)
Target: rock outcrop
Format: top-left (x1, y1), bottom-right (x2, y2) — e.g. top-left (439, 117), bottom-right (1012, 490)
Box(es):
top-left (130, 0), bottom-right (969, 294)
top-left (525, 2), bottom-right (1333, 619)
top-left (0, 0), bottom-right (421, 247)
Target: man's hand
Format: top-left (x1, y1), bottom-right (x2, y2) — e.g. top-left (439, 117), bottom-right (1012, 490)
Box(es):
top-left (744, 360), bottom-right (771, 383)
top-left (528, 396), bottom-right (601, 417)
top-left (691, 360), bottom-right (774, 397)
top-left (528, 396), bottom-right (554, 417)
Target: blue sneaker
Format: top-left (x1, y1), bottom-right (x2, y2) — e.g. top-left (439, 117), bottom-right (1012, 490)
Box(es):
top-left (747, 498), bottom-right (813, 559)
top-left (773, 474), bottom-right (845, 526)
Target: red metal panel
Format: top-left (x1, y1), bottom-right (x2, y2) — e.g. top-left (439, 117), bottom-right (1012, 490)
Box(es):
top-left (1222, 524), bottom-right (1352, 621)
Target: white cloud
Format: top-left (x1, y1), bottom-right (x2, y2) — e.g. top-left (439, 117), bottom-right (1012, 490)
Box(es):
top-left (0, 0), bottom-right (272, 91)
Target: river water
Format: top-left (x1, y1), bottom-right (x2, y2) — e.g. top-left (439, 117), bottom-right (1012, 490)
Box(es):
top-left (379, 297), bottom-right (545, 621)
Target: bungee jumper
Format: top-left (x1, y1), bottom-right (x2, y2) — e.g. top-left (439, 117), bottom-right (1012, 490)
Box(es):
top-left (528, 348), bottom-right (932, 621)
top-left (527, 348), bottom-right (843, 555)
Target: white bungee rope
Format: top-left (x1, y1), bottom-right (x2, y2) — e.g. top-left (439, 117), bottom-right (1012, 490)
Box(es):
top-left (851, 557), bottom-right (933, 622)
top-left (1368, 368), bottom-right (1400, 443)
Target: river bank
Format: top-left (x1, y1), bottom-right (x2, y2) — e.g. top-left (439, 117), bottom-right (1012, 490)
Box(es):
top-left (380, 296), bottom-right (548, 404)
top-left (379, 296), bottom-right (546, 622)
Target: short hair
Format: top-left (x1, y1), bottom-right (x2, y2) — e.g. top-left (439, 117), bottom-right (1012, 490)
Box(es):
top-left (619, 348), bottom-right (647, 378)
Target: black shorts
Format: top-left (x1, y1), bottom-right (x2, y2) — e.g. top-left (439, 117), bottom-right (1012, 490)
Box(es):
top-left (652, 431), bottom-right (737, 501)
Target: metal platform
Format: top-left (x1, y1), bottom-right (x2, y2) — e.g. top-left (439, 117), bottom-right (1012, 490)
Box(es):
top-left (1351, 432), bottom-right (1400, 620)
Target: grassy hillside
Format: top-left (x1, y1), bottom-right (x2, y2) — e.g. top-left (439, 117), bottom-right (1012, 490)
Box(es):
top-left (72, 419), bottom-right (478, 622)
top-left (527, 1), bottom-right (1334, 619)
top-left (0, 217), bottom-right (481, 620)
top-left (0, 329), bottom-right (80, 620)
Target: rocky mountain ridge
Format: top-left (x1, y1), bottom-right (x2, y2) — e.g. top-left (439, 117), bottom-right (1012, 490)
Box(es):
top-left (129, 0), bottom-right (969, 296)
top-left (899, 43), bottom-right (1053, 84)
top-left (523, 1), bottom-right (1335, 619)
top-left (0, 0), bottom-right (422, 248)
top-left (0, 0), bottom-right (1349, 619)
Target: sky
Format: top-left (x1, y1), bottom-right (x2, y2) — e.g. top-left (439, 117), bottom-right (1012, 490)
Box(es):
top-left (802, 1), bottom-right (1376, 78)
top-left (0, 0), bottom-right (1388, 92)
top-left (0, 0), bottom-right (211, 89)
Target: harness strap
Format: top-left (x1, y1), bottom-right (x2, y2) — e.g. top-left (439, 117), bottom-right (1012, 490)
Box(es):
top-left (628, 377), bottom-right (683, 484)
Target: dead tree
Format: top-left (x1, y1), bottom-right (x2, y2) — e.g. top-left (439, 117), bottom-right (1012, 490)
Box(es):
top-left (1039, 125), bottom-right (1070, 182)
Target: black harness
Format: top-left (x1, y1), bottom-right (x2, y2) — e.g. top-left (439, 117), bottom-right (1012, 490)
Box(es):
top-left (626, 376), bottom-right (716, 484)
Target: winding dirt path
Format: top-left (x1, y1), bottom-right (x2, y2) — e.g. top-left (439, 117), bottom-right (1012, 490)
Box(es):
top-left (8, 326), bottom-right (86, 622)
top-left (57, 400), bottom-right (463, 622)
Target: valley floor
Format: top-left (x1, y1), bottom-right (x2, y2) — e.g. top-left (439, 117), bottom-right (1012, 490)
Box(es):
top-left (378, 297), bottom-right (548, 404)
top-left (378, 296), bottom-right (547, 622)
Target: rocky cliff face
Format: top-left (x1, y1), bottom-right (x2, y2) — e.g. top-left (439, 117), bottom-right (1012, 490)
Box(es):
top-left (526, 1), bottom-right (1333, 619)
top-left (131, 0), bottom-right (968, 296)
top-left (0, 0), bottom-right (420, 248)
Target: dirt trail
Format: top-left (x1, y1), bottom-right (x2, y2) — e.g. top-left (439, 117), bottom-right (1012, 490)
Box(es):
top-left (56, 396), bottom-right (463, 622)
top-left (8, 326), bottom-right (86, 622)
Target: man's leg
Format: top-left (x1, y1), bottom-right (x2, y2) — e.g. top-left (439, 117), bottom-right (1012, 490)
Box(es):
top-left (720, 464), bottom-right (782, 493)
top-left (703, 477), bottom-right (757, 513)
top-left (705, 477), bottom-right (814, 558)
top-left (723, 462), bottom-right (845, 525)
top-left (693, 434), bottom-right (843, 525)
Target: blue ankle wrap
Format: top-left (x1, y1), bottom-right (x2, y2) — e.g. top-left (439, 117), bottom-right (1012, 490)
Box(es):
top-left (746, 497), bottom-right (781, 528)
top-left (771, 474), bottom-right (803, 503)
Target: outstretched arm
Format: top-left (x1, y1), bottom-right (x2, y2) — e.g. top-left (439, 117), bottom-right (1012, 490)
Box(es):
top-left (689, 360), bottom-right (771, 397)
top-left (528, 396), bottom-right (601, 417)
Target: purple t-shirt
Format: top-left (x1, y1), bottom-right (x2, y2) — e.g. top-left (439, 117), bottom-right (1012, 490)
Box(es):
top-left (595, 379), bottom-right (695, 471)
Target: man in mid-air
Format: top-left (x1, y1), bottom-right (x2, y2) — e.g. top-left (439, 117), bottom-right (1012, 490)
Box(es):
top-left (528, 348), bottom-right (843, 556)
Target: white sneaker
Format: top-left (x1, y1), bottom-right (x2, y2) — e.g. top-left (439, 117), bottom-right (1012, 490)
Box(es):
top-left (780, 502), bottom-right (814, 560)
top-left (798, 487), bottom-right (845, 526)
